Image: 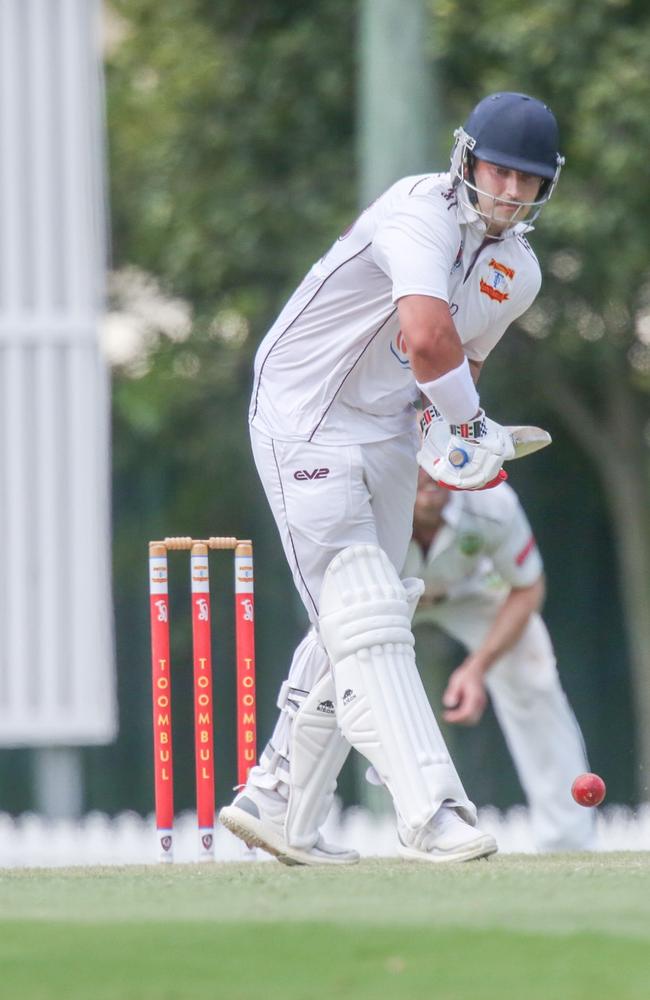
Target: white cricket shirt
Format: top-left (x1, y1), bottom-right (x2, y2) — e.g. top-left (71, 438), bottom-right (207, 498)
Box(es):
top-left (250, 173), bottom-right (542, 444)
top-left (402, 482), bottom-right (543, 602)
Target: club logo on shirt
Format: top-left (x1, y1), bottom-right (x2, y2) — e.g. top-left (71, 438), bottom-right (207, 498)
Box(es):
top-left (479, 258), bottom-right (515, 303)
top-left (458, 533), bottom-right (483, 556)
top-left (389, 329), bottom-right (411, 367)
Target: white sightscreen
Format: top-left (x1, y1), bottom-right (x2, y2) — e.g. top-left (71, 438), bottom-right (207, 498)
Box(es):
top-left (0, 0), bottom-right (116, 745)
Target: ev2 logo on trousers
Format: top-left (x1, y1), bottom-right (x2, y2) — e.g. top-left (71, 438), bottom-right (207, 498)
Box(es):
top-left (293, 468), bottom-right (330, 480)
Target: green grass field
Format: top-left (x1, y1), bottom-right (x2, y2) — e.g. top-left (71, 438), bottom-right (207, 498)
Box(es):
top-left (2, 854), bottom-right (649, 999)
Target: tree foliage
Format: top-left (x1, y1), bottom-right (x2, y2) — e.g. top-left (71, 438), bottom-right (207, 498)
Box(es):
top-left (108, 0), bottom-right (356, 325)
top-left (431, 0), bottom-right (650, 377)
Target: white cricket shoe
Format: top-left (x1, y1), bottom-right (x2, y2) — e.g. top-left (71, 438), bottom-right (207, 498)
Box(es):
top-left (397, 804), bottom-right (498, 864)
top-left (219, 785), bottom-right (360, 866)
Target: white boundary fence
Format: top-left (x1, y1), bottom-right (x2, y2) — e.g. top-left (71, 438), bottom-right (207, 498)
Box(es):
top-left (0, 804), bottom-right (648, 868)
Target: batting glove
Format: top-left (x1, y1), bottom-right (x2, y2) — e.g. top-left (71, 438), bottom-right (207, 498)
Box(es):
top-left (419, 408), bottom-right (515, 491)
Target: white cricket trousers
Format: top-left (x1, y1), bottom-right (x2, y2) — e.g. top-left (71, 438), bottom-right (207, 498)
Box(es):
top-left (250, 425), bottom-right (419, 622)
top-left (249, 424), bottom-right (420, 785)
top-left (416, 593), bottom-right (595, 851)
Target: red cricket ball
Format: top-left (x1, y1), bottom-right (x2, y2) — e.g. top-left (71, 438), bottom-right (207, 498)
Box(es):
top-left (571, 772), bottom-right (606, 807)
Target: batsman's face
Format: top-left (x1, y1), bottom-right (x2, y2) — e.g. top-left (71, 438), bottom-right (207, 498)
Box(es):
top-left (471, 159), bottom-right (544, 233)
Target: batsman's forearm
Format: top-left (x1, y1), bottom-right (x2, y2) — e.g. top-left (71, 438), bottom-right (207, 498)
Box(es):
top-left (398, 295), bottom-right (465, 380)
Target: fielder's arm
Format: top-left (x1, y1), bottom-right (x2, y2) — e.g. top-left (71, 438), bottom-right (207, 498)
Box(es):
top-left (442, 576), bottom-right (546, 725)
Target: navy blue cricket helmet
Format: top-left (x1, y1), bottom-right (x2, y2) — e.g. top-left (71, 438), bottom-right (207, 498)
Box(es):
top-left (464, 92), bottom-right (561, 180)
top-left (451, 91), bottom-right (564, 227)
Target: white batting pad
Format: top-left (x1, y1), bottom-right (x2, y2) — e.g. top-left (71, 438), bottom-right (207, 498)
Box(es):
top-left (256, 629), bottom-right (330, 784)
top-left (285, 672), bottom-right (351, 850)
top-left (319, 545), bottom-right (475, 829)
top-left (403, 576), bottom-right (425, 620)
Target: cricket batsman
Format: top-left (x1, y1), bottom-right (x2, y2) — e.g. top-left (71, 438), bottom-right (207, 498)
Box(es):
top-left (220, 92), bottom-right (565, 864)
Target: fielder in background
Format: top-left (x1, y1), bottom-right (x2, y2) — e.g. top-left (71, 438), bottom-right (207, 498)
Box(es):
top-left (403, 467), bottom-right (595, 852)
top-left (220, 92), bottom-right (565, 865)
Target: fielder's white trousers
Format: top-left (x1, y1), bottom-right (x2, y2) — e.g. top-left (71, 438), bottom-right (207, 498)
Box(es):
top-left (415, 593), bottom-right (596, 851)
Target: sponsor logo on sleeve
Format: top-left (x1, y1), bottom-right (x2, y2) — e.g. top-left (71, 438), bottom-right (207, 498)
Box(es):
top-left (441, 187), bottom-right (458, 208)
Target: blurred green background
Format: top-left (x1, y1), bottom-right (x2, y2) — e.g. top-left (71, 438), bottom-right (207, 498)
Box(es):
top-left (6, 0), bottom-right (649, 817)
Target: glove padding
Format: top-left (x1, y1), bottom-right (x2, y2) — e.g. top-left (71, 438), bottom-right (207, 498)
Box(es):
top-left (416, 404), bottom-right (449, 476)
top-left (417, 406), bottom-right (515, 491)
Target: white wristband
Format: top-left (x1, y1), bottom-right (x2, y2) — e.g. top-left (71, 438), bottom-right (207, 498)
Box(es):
top-left (416, 357), bottom-right (479, 424)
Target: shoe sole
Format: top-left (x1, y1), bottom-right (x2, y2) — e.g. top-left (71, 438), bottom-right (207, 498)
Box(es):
top-left (397, 834), bottom-right (498, 864)
top-left (218, 806), bottom-right (359, 867)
